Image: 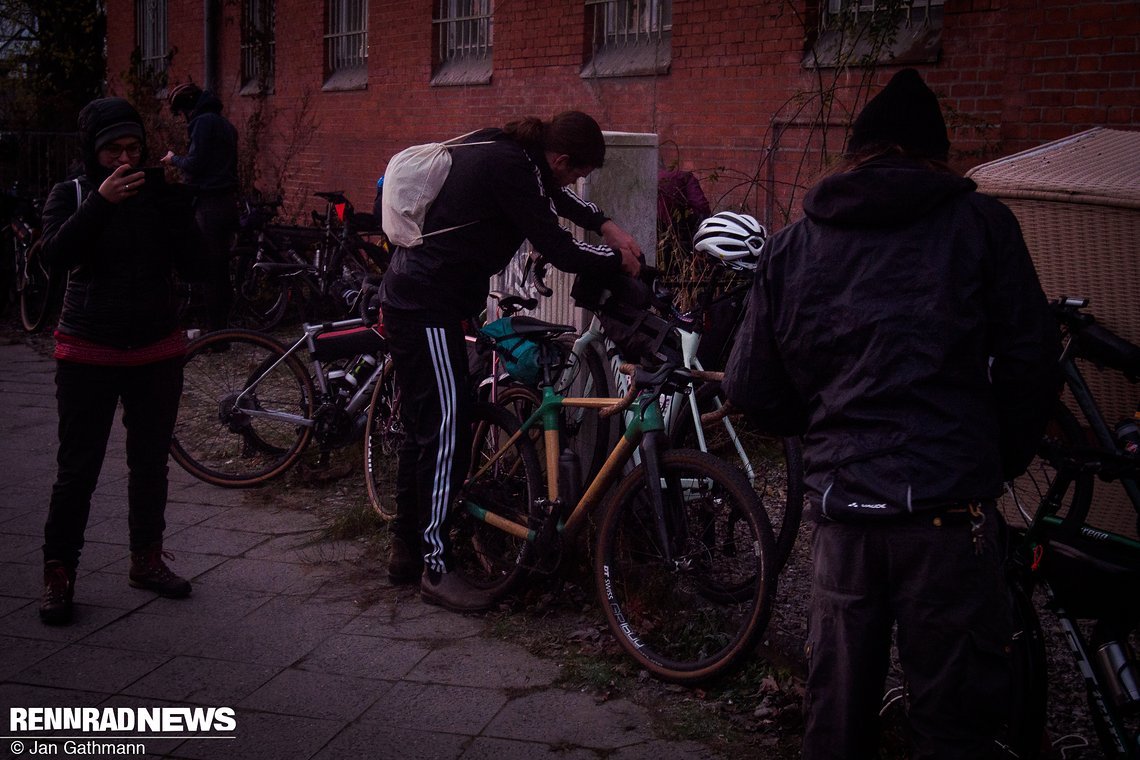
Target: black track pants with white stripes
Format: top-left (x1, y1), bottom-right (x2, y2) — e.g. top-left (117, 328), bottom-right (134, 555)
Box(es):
top-left (383, 310), bottom-right (472, 574)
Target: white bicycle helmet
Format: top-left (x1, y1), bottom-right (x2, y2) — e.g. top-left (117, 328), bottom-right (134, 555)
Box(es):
top-left (693, 211), bottom-right (767, 271)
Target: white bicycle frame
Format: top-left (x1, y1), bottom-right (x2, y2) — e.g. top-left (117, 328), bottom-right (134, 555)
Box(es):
top-left (565, 313), bottom-right (755, 478)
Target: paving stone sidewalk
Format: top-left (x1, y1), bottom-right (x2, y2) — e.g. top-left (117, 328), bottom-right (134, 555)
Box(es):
top-left (0, 340), bottom-right (720, 760)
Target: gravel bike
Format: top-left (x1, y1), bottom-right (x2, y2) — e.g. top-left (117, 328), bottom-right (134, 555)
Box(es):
top-left (995, 296), bottom-right (1140, 758)
top-left (452, 316), bottom-right (777, 685)
top-left (171, 291), bottom-right (390, 486)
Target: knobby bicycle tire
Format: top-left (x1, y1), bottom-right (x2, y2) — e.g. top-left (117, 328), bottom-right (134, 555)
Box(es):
top-left (450, 401), bottom-right (543, 601)
top-left (171, 330), bottom-right (315, 486)
top-left (364, 358), bottom-right (403, 521)
top-left (1002, 579), bottom-right (1049, 759)
top-left (595, 448), bottom-right (776, 685)
top-left (669, 380), bottom-right (805, 573)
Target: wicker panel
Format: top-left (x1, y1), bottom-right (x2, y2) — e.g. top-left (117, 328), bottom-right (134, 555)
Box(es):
top-left (968, 128), bottom-right (1140, 540)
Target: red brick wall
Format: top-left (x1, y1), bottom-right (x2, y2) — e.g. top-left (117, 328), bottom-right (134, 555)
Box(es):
top-left (104, 0), bottom-right (1139, 229)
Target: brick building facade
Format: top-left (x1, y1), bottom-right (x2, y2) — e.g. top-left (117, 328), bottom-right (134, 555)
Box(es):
top-left (103, 0), bottom-right (1139, 230)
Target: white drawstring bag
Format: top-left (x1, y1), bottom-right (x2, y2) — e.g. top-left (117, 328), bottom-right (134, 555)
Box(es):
top-left (380, 131), bottom-right (492, 248)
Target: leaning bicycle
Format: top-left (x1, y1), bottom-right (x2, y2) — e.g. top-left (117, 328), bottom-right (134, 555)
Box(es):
top-left (996, 296), bottom-right (1140, 758)
top-left (452, 316), bottom-right (777, 685)
top-left (171, 287), bottom-right (393, 486)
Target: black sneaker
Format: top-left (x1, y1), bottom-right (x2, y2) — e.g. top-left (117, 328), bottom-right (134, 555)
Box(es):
top-left (387, 536), bottom-right (423, 585)
top-left (420, 569), bottom-right (495, 612)
top-left (129, 548), bottom-right (192, 598)
top-left (39, 561), bottom-right (75, 625)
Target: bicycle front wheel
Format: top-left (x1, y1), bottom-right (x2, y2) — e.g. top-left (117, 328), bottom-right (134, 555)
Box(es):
top-left (450, 401), bottom-right (543, 602)
top-left (669, 381), bottom-right (805, 574)
top-left (595, 448), bottom-right (776, 684)
top-left (364, 357), bottom-right (403, 520)
top-left (172, 330), bottom-right (315, 486)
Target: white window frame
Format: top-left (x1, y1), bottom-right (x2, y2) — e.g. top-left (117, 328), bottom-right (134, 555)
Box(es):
top-left (432, 0), bottom-right (494, 86)
top-left (582, 0), bottom-right (672, 78)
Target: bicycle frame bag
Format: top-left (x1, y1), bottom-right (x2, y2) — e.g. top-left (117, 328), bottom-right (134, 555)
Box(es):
top-left (311, 325), bottom-right (387, 363)
top-left (380, 131), bottom-right (492, 248)
top-left (571, 273), bottom-right (681, 367)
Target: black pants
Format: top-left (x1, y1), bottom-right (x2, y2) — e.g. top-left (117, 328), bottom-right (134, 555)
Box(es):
top-left (43, 357), bottom-right (184, 568)
top-left (194, 193), bottom-right (238, 331)
top-left (802, 505), bottom-right (1014, 760)
top-left (383, 310), bottom-right (472, 574)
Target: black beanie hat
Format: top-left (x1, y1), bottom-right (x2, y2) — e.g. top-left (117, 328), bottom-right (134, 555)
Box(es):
top-left (846, 68), bottom-right (950, 161)
top-left (78, 97), bottom-right (146, 178)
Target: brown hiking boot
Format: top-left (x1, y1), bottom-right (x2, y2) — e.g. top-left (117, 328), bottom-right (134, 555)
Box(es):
top-left (39, 561), bottom-right (75, 625)
top-left (387, 536), bottom-right (423, 585)
top-left (420, 568), bottom-right (495, 612)
top-left (129, 547), bottom-right (192, 598)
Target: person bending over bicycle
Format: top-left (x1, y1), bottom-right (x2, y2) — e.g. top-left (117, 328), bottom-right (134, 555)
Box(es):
top-left (378, 111), bottom-right (641, 612)
top-left (723, 69), bottom-right (1061, 758)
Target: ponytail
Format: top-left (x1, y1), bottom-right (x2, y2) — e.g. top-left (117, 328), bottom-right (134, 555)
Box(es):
top-left (503, 111), bottom-right (606, 169)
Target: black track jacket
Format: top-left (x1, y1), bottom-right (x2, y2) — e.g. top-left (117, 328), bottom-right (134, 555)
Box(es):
top-left (723, 156), bottom-right (1060, 521)
top-left (378, 129), bottom-right (623, 321)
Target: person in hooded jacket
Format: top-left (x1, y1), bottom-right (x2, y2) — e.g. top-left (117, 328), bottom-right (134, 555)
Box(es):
top-left (38, 97), bottom-right (205, 625)
top-left (378, 111), bottom-right (642, 612)
top-left (723, 69), bottom-right (1060, 758)
top-left (161, 83), bottom-right (239, 331)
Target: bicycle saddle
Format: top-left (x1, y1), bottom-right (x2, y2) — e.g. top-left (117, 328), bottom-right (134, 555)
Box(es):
top-left (500, 316), bottom-right (575, 340)
top-left (489, 291), bottom-right (539, 315)
top-left (314, 190), bottom-right (349, 204)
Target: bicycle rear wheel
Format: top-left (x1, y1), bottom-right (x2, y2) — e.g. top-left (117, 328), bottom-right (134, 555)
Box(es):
top-left (450, 401), bottom-right (543, 602)
top-left (595, 448), bottom-right (776, 684)
top-left (18, 240), bottom-right (56, 332)
top-left (172, 330), bottom-right (315, 486)
top-left (364, 357), bottom-right (403, 520)
top-left (669, 380), bottom-right (805, 573)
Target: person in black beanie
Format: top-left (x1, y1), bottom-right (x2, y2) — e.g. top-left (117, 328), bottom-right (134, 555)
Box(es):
top-left (38, 97), bottom-right (205, 624)
top-left (724, 69), bottom-right (1060, 757)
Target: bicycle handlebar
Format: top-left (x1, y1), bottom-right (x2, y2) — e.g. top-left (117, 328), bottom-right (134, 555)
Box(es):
top-left (599, 363), bottom-right (638, 419)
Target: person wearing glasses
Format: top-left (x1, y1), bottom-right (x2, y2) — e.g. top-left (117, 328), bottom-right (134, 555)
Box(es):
top-left (37, 97), bottom-right (205, 625)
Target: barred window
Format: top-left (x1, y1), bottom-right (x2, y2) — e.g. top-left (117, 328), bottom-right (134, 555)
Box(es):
top-left (432, 0), bottom-right (493, 86)
top-left (241, 0), bottom-right (275, 91)
top-left (583, 0), bottom-right (671, 78)
top-left (325, 0), bottom-right (368, 89)
top-left (135, 0), bottom-right (168, 79)
top-left (809, 0), bottom-right (944, 67)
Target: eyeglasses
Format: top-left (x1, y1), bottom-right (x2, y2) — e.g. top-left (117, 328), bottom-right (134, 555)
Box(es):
top-left (100, 142), bottom-right (143, 158)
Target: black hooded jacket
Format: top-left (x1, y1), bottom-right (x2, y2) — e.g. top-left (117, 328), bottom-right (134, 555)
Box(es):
top-left (168, 90), bottom-right (238, 195)
top-left (40, 98), bottom-right (203, 349)
top-left (378, 128), bottom-right (623, 321)
top-left (723, 155), bottom-right (1060, 521)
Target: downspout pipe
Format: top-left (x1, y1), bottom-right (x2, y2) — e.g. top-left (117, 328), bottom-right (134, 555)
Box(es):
top-left (204, 0), bottom-right (219, 91)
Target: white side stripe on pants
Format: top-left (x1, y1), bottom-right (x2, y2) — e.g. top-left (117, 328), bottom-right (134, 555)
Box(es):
top-left (424, 327), bottom-right (457, 573)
